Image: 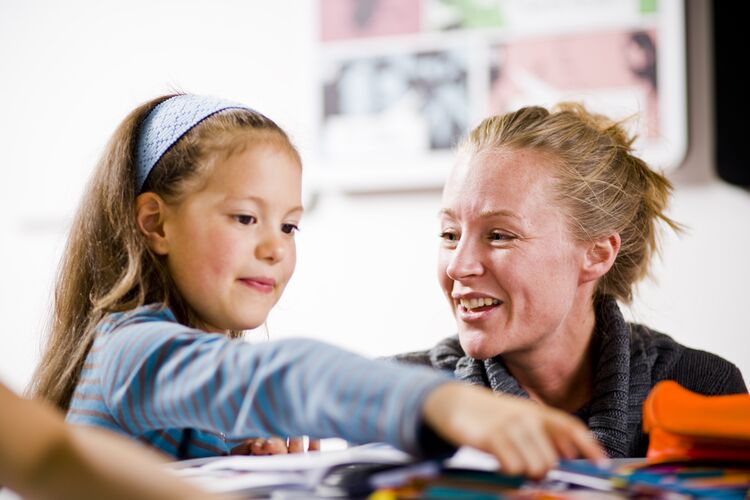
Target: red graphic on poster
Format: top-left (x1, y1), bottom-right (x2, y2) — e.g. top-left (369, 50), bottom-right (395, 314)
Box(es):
top-left (320, 0), bottom-right (421, 42)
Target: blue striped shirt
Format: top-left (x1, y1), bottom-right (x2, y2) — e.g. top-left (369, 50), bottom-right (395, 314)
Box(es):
top-left (66, 304), bottom-right (451, 459)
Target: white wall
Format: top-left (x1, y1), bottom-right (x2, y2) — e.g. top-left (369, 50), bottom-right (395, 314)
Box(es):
top-left (0, 0), bottom-right (747, 394)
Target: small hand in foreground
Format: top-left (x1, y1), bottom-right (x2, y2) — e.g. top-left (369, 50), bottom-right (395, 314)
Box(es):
top-left (423, 382), bottom-right (607, 480)
top-left (230, 436), bottom-right (321, 455)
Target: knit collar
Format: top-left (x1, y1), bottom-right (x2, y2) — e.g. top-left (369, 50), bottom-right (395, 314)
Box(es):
top-left (428, 295), bottom-right (653, 457)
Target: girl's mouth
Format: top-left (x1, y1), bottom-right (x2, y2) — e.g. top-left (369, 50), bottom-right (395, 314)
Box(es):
top-left (239, 278), bottom-right (275, 294)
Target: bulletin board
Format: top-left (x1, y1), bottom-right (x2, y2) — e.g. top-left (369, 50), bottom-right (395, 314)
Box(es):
top-left (315, 0), bottom-right (686, 192)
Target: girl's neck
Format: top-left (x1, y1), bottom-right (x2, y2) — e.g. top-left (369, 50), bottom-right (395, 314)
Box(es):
top-left (502, 296), bottom-right (597, 413)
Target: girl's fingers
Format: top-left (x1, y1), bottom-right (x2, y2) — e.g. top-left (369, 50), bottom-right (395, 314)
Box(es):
top-left (550, 428), bottom-right (578, 460)
top-left (308, 439), bottom-right (321, 451)
top-left (229, 440), bottom-right (253, 455)
top-left (487, 434), bottom-right (524, 477)
top-left (568, 423), bottom-right (606, 462)
top-left (263, 436), bottom-right (289, 454)
top-left (554, 416), bottom-right (606, 462)
top-left (506, 427), bottom-right (551, 480)
top-left (250, 438), bottom-right (267, 455)
top-left (523, 425), bottom-right (559, 477)
top-left (287, 437), bottom-right (305, 453)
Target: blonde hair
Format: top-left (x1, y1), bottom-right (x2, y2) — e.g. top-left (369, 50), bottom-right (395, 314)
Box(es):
top-left (461, 102), bottom-right (681, 303)
top-left (31, 94), bottom-right (299, 410)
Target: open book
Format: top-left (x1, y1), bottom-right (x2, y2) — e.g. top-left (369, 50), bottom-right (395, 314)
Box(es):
top-left (167, 443), bottom-right (503, 497)
top-left (168, 443), bottom-right (416, 496)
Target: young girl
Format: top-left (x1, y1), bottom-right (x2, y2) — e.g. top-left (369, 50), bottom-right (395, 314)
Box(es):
top-left (30, 94), bottom-right (604, 478)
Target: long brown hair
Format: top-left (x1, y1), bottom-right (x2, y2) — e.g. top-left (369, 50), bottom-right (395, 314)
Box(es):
top-left (461, 102), bottom-right (682, 303)
top-left (30, 94), bottom-right (299, 410)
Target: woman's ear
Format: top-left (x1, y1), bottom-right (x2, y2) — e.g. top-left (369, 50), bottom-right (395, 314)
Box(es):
top-left (579, 232), bottom-right (621, 284)
top-left (135, 192), bottom-right (169, 255)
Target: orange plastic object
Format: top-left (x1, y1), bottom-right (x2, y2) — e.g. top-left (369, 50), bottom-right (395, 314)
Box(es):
top-left (643, 380), bottom-right (750, 462)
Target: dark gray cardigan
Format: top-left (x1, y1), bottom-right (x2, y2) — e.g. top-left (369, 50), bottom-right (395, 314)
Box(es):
top-left (393, 295), bottom-right (747, 457)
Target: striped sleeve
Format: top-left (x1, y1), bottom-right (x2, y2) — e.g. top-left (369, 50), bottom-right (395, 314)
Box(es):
top-left (97, 318), bottom-right (452, 455)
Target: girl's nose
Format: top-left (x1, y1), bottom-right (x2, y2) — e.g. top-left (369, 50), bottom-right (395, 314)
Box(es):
top-left (255, 232), bottom-right (286, 263)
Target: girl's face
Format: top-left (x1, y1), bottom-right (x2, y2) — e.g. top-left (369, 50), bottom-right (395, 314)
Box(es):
top-left (160, 141), bottom-right (302, 332)
top-left (438, 148), bottom-right (588, 360)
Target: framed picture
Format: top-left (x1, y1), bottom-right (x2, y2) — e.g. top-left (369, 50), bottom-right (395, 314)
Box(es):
top-left (313, 0), bottom-right (686, 192)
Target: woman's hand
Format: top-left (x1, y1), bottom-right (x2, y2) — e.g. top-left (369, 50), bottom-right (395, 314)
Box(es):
top-left (230, 437), bottom-right (321, 455)
top-left (422, 382), bottom-right (606, 479)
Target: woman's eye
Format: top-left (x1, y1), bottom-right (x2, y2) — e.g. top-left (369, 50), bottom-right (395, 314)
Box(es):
top-left (489, 231), bottom-right (513, 242)
top-left (235, 215), bottom-right (257, 225)
top-left (440, 231), bottom-right (458, 242)
top-left (281, 223), bottom-right (299, 235)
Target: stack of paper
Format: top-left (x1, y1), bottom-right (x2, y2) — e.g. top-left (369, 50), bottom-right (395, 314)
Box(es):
top-left (168, 443), bottom-right (414, 496)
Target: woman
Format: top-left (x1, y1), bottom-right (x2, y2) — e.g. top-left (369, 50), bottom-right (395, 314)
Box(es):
top-left (394, 103), bottom-right (747, 458)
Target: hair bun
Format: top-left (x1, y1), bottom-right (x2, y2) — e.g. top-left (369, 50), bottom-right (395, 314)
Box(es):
top-left (554, 102), bottom-right (636, 151)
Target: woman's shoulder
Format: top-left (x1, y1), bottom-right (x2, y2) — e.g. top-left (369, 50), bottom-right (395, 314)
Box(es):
top-left (389, 336), bottom-right (465, 371)
top-left (668, 345), bottom-right (747, 395)
top-left (390, 349), bottom-right (433, 367)
top-left (629, 323), bottom-right (747, 396)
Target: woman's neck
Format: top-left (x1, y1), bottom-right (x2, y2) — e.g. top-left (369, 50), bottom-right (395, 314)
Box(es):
top-left (502, 296), bottom-right (598, 413)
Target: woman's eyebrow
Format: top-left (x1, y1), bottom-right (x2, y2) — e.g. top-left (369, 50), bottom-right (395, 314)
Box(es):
top-left (438, 208), bottom-right (522, 220)
top-left (477, 209), bottom-right (522, 220)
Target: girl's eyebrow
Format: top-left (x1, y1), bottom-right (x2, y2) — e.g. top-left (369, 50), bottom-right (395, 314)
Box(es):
top-left (225, 195), bottom-right (304, 215)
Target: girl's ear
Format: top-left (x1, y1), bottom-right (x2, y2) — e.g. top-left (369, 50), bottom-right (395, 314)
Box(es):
top-left (579, 232), bottom-right (621, 284)
top-left (135, 193), bottom-right (170, 255)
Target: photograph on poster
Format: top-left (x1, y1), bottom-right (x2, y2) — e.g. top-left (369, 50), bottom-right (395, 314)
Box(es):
top-left (489, 29), bottom-right (660, 143)
top-left (322, 49), bottom-right (469, 158)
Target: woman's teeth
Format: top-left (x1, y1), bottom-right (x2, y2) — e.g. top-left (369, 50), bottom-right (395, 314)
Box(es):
top-left (459, 297), bottom-right (501, 310)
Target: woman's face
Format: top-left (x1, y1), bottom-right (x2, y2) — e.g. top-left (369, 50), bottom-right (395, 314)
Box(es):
top-left (438, 148), bottom-right (589, 360)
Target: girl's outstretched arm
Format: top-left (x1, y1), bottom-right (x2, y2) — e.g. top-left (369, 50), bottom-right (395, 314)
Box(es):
top-left (0, 382), bottom-right (218, 500)
top-left (423, 382), bottom-right (607, 479)
top-left (89, 313), bottom-right (448, 456)
top-left (79, 307), bottom-right (604, 477)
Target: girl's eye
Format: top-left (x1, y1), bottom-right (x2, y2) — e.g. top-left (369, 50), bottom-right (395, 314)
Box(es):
top-left (281, 223), bottom-right (299, 235)
top-left (235, 215), bottom-right (257, 225)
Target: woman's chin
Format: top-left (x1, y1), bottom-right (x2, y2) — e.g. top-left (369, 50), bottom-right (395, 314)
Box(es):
top-left (458, 331), bottom-right (503, 360)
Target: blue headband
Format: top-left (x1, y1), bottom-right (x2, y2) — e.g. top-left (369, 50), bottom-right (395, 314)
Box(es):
top-left (134, 94), bottom-right (254, 193)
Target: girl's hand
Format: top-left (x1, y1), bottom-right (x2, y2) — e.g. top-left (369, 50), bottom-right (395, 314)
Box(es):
top-left (422, 382), bottom-right (606, 479)
top-left (288, 436), bottom-right (321, 453)
top-left (230, 437), bottom-right (321, 455)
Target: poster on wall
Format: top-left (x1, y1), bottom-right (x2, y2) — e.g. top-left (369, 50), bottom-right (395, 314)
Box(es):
top-left (316, 0), bottom-right (686, 192)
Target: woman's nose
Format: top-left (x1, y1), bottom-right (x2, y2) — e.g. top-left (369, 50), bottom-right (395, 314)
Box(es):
top-left (445, 239), bottom-right (484, 281)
